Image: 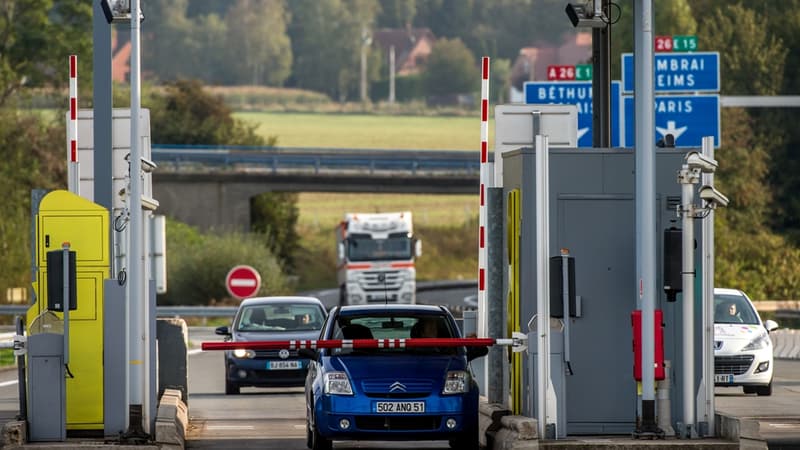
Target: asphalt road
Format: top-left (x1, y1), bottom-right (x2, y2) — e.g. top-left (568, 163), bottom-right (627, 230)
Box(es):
top-left (2, 328), bottom-right (799, 447)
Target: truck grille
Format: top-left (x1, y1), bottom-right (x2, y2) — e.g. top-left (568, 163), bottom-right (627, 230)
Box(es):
top-left (715, 355), bottom-right (754, 375)
top-left (359, 270), bottom-right (403, 291)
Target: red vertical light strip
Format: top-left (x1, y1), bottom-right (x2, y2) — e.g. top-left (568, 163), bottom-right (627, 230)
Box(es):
top-left (70, 55), bottom-right (77, 78)
top-left (479, 268), bottom-right (485, 291)
top-left (481, 141), bottom-right (488, 163)
top-left (71, 140), bottom-right (77, 162)
top-left (480, 226), bottom-right (485, 248)
top-left (480, 183), bottom-right (485, 206)
top-left (70, 98), bottom-right (77, 120)
top-left (482, 57), bottom-right (489, 80)
top-left (481, 99), bottom-right (488, 122)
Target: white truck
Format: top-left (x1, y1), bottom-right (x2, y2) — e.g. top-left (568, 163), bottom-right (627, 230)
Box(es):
top-left (336, 212), bottom-right (421, 306)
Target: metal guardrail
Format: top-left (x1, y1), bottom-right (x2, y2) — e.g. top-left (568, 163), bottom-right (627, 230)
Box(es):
top-left (0, 305), bottom-right (239, 318)
top-left (152, 145), bottom-right (489, 176)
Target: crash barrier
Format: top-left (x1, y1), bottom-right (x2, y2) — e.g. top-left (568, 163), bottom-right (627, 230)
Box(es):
top-left (770, 329), bottom-right (800, 359)
top-left (201, 336), bottom-right (527, 352)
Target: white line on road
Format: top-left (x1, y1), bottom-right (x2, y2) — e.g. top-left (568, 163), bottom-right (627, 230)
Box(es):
top-left (0, 380), bottom-right (18, 388)
top-left (206, 425), bottom-right (255, 430)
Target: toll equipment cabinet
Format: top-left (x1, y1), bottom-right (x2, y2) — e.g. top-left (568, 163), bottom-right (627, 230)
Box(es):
top-left (28, 190), bottom-right (110, 431)
top-left (502, 147), bottom-right (697, 435)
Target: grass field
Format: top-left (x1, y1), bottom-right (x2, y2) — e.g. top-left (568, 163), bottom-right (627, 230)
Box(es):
top-left (235, 112), bottom-right (495, 150)
top-left (297, 193), bottom-right (477, 228)
top-left (234, 111), bottom-right (484, 289)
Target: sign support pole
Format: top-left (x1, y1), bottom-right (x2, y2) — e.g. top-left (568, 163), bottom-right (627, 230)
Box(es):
top-left (634, 0), bottom-right (660, 437)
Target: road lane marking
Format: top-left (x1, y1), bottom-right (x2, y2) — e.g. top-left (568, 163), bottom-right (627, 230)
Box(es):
top-left (0, 380), bottom-right (18, 388)
top-left (206, 425), bottom-right (255, 430)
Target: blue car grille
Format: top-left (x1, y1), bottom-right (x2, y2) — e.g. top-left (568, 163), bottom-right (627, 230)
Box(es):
top-left (715, 355), bottom-right (754, 375)
top-left (355, 415), bottom-right (441, 431)
top-left (360, 379), bottom-right (433, 396)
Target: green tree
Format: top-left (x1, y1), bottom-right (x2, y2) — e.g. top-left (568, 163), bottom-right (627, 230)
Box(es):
top-left (609, 0), bottom-right (697, 79)
top-left (221, 0), bottom-right (293, 86)
top-left (0, 0), bottom-right (92, 106)
top-left (288, 0), bottom-right (379, 101)
top-left (0, 111), bottom-right (66, 295)
top-left (423, 38), bottom-right (477, 96)
top-left (159, 220), bottom-right (291, 305)
top-left (251, 192), bottom-right (301, 270)
top-left (149, 79), bottom-right (267, 145)
top-left (377, 0), bottom-right (416, 28)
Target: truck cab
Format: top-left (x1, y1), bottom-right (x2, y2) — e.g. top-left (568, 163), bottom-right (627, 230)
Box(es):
top-left (336, 212), bottom-right (421, 306)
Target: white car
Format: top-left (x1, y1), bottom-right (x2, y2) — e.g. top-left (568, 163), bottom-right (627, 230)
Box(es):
top-left (714, 288), bottom-right (779, 396)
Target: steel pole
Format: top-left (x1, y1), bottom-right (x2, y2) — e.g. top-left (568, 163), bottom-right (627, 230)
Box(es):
top-left (634, 0), bottom-right (657, 432)
top-left (681, 174), bottom-right (695, 437)
top-left (487, 187), bottom-right (506, 405)
top-left (700, 136), bottom-right (715, 436)
top-left (128, 0), bottom-right (146, 435)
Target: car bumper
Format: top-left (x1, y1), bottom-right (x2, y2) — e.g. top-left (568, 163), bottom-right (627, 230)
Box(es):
top-left (714, 351), bottom-right (773, 386)
top-left (314, 392), bottom-right (478, 440)
top-left (226, 357), bottom-right (308, 387)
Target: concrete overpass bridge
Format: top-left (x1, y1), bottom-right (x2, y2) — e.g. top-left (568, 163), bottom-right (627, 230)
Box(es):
top-left (152, 145), bottom-right (485, 230)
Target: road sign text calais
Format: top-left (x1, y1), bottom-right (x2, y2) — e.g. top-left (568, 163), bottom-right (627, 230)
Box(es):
top-left (225, 265), bottom-right (261, 299)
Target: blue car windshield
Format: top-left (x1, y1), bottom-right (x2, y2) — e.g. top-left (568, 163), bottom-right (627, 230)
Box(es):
top-left (331, 314), bottom-right (456, 356)
top-left (714, 294), bottom-right (759, 325)
top-left (236, 304), bottom-right (325, 332)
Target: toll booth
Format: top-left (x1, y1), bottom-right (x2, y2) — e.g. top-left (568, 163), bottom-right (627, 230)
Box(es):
top-left (503, 146), bottom-right (702, 435)
top-left (28, 190), bottom-right (110, 431)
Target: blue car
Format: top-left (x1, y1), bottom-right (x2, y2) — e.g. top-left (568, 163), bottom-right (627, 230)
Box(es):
top-left (302, 304), bottom-right (487, 450)
top-left (215, 296), bottom-right (327, 394)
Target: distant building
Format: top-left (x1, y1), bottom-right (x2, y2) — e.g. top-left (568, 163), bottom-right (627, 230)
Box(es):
top-left (372, 28), bottom-right (436, 76)
top-left (509, 32), bottom-right (592, 102)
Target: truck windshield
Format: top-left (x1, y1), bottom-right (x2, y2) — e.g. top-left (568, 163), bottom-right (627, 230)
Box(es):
top-left (347, 234), bottom-right (412, 261)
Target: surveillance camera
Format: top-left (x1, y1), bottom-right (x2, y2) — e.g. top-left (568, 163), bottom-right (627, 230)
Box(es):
top-left (565, 2), bottom-right (608, 28)
top-left (141, 157), bottom-right (157, 173)
top-left (698, 185), bottom-right (729, 208)
top-left (684, 151), bottom-right (718, 173)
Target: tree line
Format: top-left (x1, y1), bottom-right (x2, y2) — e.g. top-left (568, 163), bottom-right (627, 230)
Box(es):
top-left (1, 0), bottom-right (800, 300)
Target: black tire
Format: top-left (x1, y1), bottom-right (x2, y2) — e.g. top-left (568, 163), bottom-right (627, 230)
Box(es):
top-left (224, 365), bottom-right (240, 395)
top-left (449, 425), bottom-right (479, 450)
top-left (756, 380), bottom-right (772, 396)
top-left (307, 400), bottom-right (331, 450)
top-left (311, 422), bottom-right (332, 450)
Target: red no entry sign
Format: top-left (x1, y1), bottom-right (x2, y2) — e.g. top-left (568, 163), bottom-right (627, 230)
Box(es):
top-left (225, 265), bottom-right (261, 299)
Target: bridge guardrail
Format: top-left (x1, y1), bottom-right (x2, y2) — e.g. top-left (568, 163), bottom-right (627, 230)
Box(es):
top-left (152, 145), bottom-right (489, 176)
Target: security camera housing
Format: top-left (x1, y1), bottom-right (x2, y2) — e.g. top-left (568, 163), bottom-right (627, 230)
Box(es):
top-left (698, 185), bottom-right (729, 208)
top-left (565, 3), bottom-right (608, 28)
top-left (141, 157), bottom-right (157, 173)
top-left (685, 151), bottom-right (718, 173)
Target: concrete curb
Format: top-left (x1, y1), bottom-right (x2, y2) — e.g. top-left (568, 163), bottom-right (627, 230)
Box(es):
top-left (715, 413), bottom-right (766, 450)
top-left (155, 388), bottom-right (187, 450)
top-left (479, 398), bottom-right (539, 450)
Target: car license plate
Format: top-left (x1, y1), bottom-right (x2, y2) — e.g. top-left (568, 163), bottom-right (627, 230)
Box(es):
top-left (375, 401), bottom-right (425, 413)
top-left (714, 374), bottom-right (734, 384)
top-left (267, 360), bottom-right (301, 370)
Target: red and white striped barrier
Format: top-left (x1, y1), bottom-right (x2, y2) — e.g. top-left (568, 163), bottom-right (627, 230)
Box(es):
top-left (477, 56), bottom-right (490, 337)
top-left (201, 334), bottom-right (527, 352)
top-left (68, 54), bottom-right (79, 194)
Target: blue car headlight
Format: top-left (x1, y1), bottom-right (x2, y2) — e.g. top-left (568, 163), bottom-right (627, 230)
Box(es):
top-left (324, 371), bottom-right (353, 395)
top-left (442, 370), bottom-right (469, 394)
top-left (742, 333), bottom-right (770, 351)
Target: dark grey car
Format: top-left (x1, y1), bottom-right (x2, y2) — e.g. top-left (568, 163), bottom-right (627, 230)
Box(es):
top-left (216, 296), bottom-right (327, 394)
